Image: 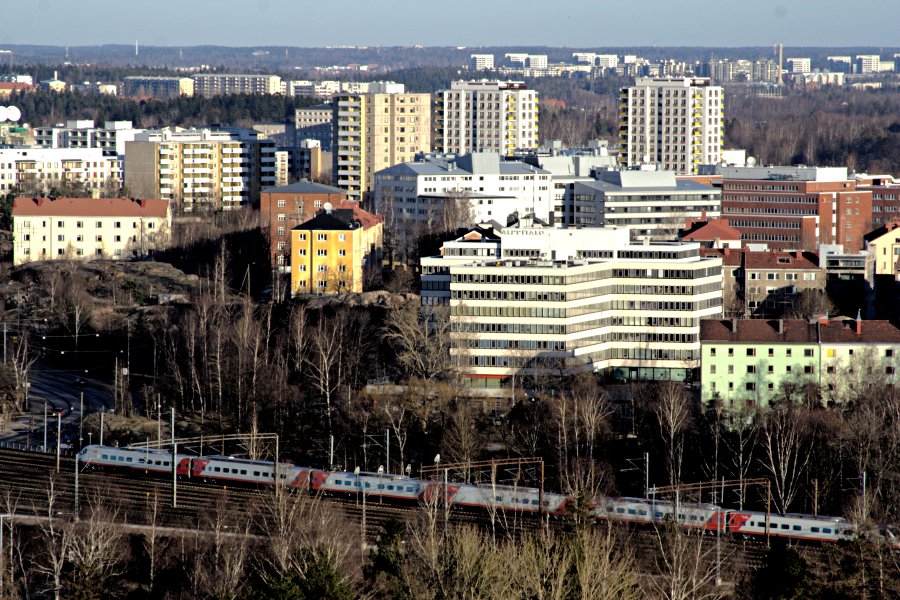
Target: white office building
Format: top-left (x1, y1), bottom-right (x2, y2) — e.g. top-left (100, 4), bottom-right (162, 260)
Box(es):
top-left (470, 54), bottom-right (495, 70)
top-left (373, 152), bottom-right (552, 232)
top-left (435, 80), bottom-right (539, 156)
top-left (421, 223), bottom-right (723, 386)
top-left (785, 58), bottom-right (811, 73)
top-left (618, 77), bottom-right (724, 175)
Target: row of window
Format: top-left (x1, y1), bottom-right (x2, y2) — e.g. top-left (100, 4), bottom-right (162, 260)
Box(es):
top-left (331, 479), bottom-right (417, 492)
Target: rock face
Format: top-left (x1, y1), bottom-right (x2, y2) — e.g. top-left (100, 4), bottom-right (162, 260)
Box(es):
top-left (303, 290), bottom-right (419, 310)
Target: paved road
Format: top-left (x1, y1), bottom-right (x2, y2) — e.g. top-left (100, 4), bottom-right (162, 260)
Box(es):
top-left (0, 361), bottom-right (114, 448)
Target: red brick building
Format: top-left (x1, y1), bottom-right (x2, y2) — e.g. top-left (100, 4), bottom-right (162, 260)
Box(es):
top-left (260, 180), bottom-right (348, 268)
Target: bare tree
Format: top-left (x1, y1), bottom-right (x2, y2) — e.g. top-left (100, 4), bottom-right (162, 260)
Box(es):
top-left (656, 383), bottom-right (691, 487)
top-left (572, 526), bottom-right (641, 600)
top-left (646, 526), bottom-right (730, 600)
top-left (382, 301), bottom-right (454, 381)
top-left (66, 498), bottom-right (124, 600)
top-left (760, 401), bottom-right (811, 515)
top-left (35, 478), bottom-right (73, 600)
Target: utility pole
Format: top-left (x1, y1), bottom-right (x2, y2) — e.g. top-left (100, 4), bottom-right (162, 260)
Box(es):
top-left (79, 392), bottom-right (84, 449)
top-left (0, 513), bottom-right (9, 600)
top-left (2, 322), bottom-right (6, 364)
top-left (644, 451), bottom-right (650, 497)
top-left (157, 395), bottom-right (161, 446)
top-left (861, 471), bottom-right (867, 523)
top-left (43, 401), bottom-right (47, 451)
top-left (385, 428), bottom-right (390, 474)
top-left (55, 412), bottom-right (61, 473)
top-left (171, 406), bottom-right (177, 508)
top-left (74, 448), bottom-right (80, 520)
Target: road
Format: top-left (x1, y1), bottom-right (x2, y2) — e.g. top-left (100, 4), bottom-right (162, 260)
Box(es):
top-left (0, 361), bottom-right (114, 448)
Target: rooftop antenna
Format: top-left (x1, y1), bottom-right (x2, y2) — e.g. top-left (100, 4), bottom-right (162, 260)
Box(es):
top-left (135, 40), bottom-right (139, 57)
top-left (65, 45), bottom-right (69, 61)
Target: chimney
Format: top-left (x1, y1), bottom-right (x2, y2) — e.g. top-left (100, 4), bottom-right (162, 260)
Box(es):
top-left (777, 319), bottom-right (784, 334)
top-left (856, 309), bottom-right (862, 336)
top-left (723, 246), bottom-right (731, 258)
top-left (731, 318), bottom-right (738, 333)
top-left (818, 313), bottom-right (829, 326)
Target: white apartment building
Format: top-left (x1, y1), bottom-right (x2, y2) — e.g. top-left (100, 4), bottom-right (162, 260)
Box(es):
top-left (11, 196), bottom-right (171, 265)
top-left (332, 88), bottom-right (431, 202)
top-left (595, 55), bottom-right (619, 70)
top-left (785, 58), bottom-right (811, 73)
top-left (570, 170), bottom-right (721, 238)
top-left (373, 152), bottom-right (552, 232)
top-left (435, 80), bottom-right (539, 156)
top-left (33, 120), bottom-right (144, 158)
top-left (123, 76), bottom-right (194, 98)
top-left (856, 55), bottom-right (884, 74)
top-left (295, 103), bottom-right (334, 150)
top-left (421, 224), bottom-right (723, 386)
top-left (618, 77), bottom-right (724, 175)
top-left (470, 54), bottom-right (495, 70)
top-left (124, 127), bottom-right (276, 211)
top-left (0, 147), bottom-right (120, 195)
top-left (192, 74), bottom-right (283, 96)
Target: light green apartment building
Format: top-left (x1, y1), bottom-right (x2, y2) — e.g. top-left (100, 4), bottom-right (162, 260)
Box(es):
top-left (700, 318), bottom-right (900, 408)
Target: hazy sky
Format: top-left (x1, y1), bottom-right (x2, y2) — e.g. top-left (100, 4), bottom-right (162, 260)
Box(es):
top-left (5, 0), bottom-right (898, 48)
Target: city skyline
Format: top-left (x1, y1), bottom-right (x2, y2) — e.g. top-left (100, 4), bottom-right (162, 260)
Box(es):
top-left (5, 0), bottom-right (898, 48)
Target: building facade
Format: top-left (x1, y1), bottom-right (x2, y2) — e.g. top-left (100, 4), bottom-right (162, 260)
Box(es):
top-left (124, 127), bottom-right (276, 212)
top-left (290, 207), bottom-right (383, 294)
top-left (422, 225), bottom-right (723, 386)
top-left (0, 148), bottom-right (120, 195)
top-left (618, 77), bottom-right (724, 175)
top-left (435, 80), bottom-right (539, 156)
top-left (470, 54), bottom-right (495, 70)
top-left (259, 180), bottom-right (348, 268)
top-left (701, 317), bottom-right (900, 409)
top-left (123, 76), bottom-right (194, 98)
top-left (11, 196), bottom-right (171, 265)
top-left (294, 103), bottom-right (334, 150)
top-left (332, 88), bottom-right (432, 203)
top-left (191, 74), bottom-right (282, 97)
top-left (33, 120), bottom-right (144, 158)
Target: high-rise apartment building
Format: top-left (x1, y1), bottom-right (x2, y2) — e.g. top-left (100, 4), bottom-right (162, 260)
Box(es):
top-left (33, 120), bottom-right (144, 158)
top-left (123, 76), bottom-right (194, 98)
top-left (191, 74), bottom-right (283, 97)
top-left (785, 58), bottom-right (811, 73)
top-left (332, 86), bottom-right (431, 203)
top-left (435, 80), bottom-right (539, 156)
top-left (124, 127), bottom-right (276, 212)
top-left (294, 103), bottom-right (334, 150)
top-left (618, 77), bottom-right (724, 175)
top-left (470, 54), bottom-right (495, 70)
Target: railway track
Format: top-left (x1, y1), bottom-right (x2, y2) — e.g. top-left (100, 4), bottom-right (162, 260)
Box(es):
top-left (0, 448), bottom-right (784, 570)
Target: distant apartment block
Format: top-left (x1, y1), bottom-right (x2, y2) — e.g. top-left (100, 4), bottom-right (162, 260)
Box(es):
top-left (33, 120), bottom-right (144, 158)
top-left (470, 54), bottom-right (495, 70)
top-left (294, 103), bottom-right (333, 150)
top-left (618, 77), bottom-right (724, 175)
top-left (192, 74), bottom-right (282, 96)
top-left (0, 148), bottom-right (120, 195)
top-left (827, 56), bottom-right (853, 73)
top-left (332, 87), bottom-right (432, 203)
top-left (421, 224), bottom-right (723, 386)
top-left (123, 76), bottom-right (194, 98)
top-left (785, 58), bottom-right (811, 73)
top-left (435, 80), bottom-right (538, 156)
top-left (124, 127), bottom-right (275, 212)
top-left (11, 196), bottom-right (171, 265)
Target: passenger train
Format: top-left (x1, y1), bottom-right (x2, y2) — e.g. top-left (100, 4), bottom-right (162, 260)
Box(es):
top-left (77, 445), bottom-right (898, 548)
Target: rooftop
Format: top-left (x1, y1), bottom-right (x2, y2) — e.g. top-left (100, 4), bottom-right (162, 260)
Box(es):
top-left (680, 218), bottom-right (742, 242)
top-left (262, 180), bottom-right (346, 195)
top-left (744, 250), bottom-right (819, 271)
top-left (12, 196), bottom-right (169, 218)
top-left (701, 318), bottom-right (900, 345)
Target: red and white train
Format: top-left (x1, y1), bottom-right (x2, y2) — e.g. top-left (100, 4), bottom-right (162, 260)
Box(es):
top-left (77, 445), bottom-right (898, 548)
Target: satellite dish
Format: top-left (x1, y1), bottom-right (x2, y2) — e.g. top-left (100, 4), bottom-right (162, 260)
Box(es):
top-left (434, 453), bottom-right (441, 465)
top-left (377, 465), bottom-right (384, 475)
top-left (0, 107), bottom-right (8, 122)
top-left (6, 106), bottom-right (20, 122)
top-left (642, 154), bottom-right (650, 164)
top-left (354, 466), bottom-right (360, 476)
top-left (323, 201), bottom-right (333, 213)
top-left (747, 156), bottom-right (757, 167)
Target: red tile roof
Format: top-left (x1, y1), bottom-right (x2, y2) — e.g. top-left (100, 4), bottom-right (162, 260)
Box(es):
top-left (700, 247), bottom-right (743, 267)
top-left (702, 318), bottom-right (900, 344)
top-left (12, 196), bottom-right (170, 218)
top-left (0, 82), bottom-right (32, 93)
top-left (818, 319), bottom-right (900, 344)
top-left (744, 250), bottom-right (819, 271)
top-left (680, 218), bottom-right (742, 242)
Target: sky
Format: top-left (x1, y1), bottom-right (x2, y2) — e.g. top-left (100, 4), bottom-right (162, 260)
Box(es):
top-left (4, 0), bottom-right (898, 48)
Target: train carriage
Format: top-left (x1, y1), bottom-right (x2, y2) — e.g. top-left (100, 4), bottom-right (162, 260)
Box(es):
top-left (310, 470), bottom-right (426, 503)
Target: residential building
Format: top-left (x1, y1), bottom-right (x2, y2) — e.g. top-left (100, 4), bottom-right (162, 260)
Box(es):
top-left (290, 205), bottom-right (382, 294)
top-left (294, 103), bottom-right (333, 150)
top-left (332, 87), bottom-right (432, 203)
top-left (123, 76), bottom-right (194, 98)
top-left (421, 224), bottom-right (723, 387)
top-left (0, 81), bottom-right (32, 98)
top-left (279, 139), bottom-right (332, 184)
top-left (856, 55), bottom-right (884, 74)
top-left (435, 80), bottom-right (539, 156)
top-left (470, 54), bottom-right (495, 70)
top-left (39, 72), bottom-right (66, 93)
top-left (260, 180), bottom-right (347, 268)
top-left (700, 317), bottom-right (900, 408)
top-left (11, 196), bottom-right (171, 265)
top-left (570, 170), bottom-right (721, 238)
top-left (720, 165), bottom-right (873, 252)
top-left (827, 56), bottom-right (853, 73)
top-left (595, 55), bottom-right (619, 70)
top-left (0, 147), bottom-right (120, 195)
top-left (192, 74), bottom-right (282, 97)
top-left (33, 120), bottom-right (144, 158)
top-left (785, 58), bottom-right (811, 73)
top-left (863, 222), bottom-right (900, 318)
top-left (373, 152), bottom-right (552, 247)
top-left (743, 250), bottom-right (823, 317)
top-left (679, 217), bottom-right (742, 249)
top-left (618, 77), bottom-right (724, 175)
top-left (124, 127), bottom-right (276, 212)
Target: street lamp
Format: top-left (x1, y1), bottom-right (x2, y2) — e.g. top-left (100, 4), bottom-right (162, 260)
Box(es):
top-left (354, 466), bottom-right (365, 550)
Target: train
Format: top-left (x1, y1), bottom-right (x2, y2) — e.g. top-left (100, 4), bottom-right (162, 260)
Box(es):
top-left (77, 444), bottom-right (899, 548)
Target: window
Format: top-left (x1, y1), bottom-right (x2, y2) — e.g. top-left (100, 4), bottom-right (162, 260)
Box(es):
top-left (804, 365), bottom-right (814, 374)
top-left (338, 233), bottom-right (346, 241)
top-left (317, 233), bottom-right (327, 241)
top-left (95, 221), bottom-right (102, 228)
top-left (827, 349), bottom-right (835, 357)
top-left (114, 235), bottom-right (121, 242)
top-left (710, 365), bottom-right (716, 374)
top-left (338, 249), bottom-right (346, 257)
top-left (887, 366), bottom-right (896, 375)
top-left (317, 249), bottom-right (327, 256)
top-left (747, 366), bottom-right (756, 374)
top-left (276, 242), bottom-right (286, 251)
top-left (727, 365), bottom-right (734, 374)
top-left (727, 348), bottom-right (734, 357)
top-left (827, 366), bottom-right (835, 374)
top-left (746, 348), bottom-right (756, 357)
top-left (710, 348), bottom-right (716, 357)
top-left (277, 227), bottom-right (285, 236)
top-left (768, 348), bottom-right (775, 357)
top-left (887, 349), bottom-right (894, 358)
top-left (317, 264), bottom-right (328, 272)
top-left (277, 199), bottom-right (286, 208)
top-left (804, 348), bottom-right (814, 357)
top-left (766, 273), bottom-right (778, 280)
top-left (768, 365), bottom-right (774, 374)
top-left (746, 383), bottom-right (756, 391)
top-left (57, 220), bottom-right (63, 227)
top-left (57, 234), bottom-right (65, 242)
top-left (76, 221), bottom-right (83, 228)
top-left (114, 221), bottom-right (121, 228)
top-left (277, 213), bottom-right (286, 222)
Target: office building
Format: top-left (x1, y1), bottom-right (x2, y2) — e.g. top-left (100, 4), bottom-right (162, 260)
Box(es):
top-left (856, 55), bottom-right (884, 74)
top-left (123, 76), bottom-right (194, 98)
top-left (294, 103), bottom-right (333, 150)
top-left (290, 205), bottom-right (382, 294)
top-left (618, 77), bottom-right (724, 175)
top-left (700, 317), bottom-right (900, 409)
top-left (421, 223), bottom-right (723, 386)
top-left (192, 74), bottom-right (283, 97)
top-left (0, 148), bottom-right (120, 195)
top-left (785, 58), bottom-right (811, 73)
top-left (260, 180), bottom-right (348, 268)
top-left (570, 170), bottom-right (721, 238)
top-left (827, 56), bottom-right (853, 73)
top-left (470, 54), bottom-right (495, 70)
top-left (435, 80), bottom-right (539, 156)
top-left (11, 196), bottom-right (171, 265)
top-left (332, 87), bottom-right (432, 202)
top-left (124, 127), bottom-right (276, 212)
